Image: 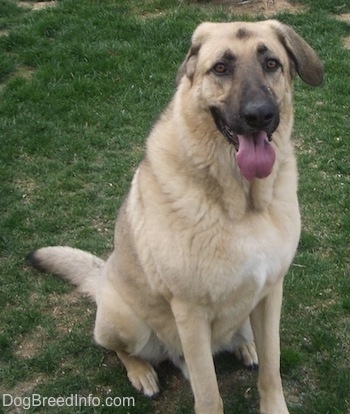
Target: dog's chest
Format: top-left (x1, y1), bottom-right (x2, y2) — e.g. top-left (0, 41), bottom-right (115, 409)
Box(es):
top-left (154, 205), bottom-right (299, 306)
top-left (131, 162), bottom-right (300, 306)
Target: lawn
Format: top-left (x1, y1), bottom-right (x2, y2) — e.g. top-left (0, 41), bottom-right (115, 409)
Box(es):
top-left (0, 0), bottom-right (349, 413)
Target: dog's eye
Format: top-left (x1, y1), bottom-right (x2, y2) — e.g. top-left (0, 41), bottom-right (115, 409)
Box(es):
top-left (212, 63), bottom-right (228, 75)
top-left (265, 59), bottom-right (280, 71)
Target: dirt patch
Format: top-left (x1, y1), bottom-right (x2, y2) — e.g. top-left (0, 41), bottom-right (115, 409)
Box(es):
top-left (335, 15), bottom-right (350, 50)
top-left (152, 361), bottom-right (192, 414)
top-left (343, 37), bottom-right (350, 50)
top-left (14, 176), bottom-right (37, 204)
top-left (44, 290), bottom-right (94, 335)
top-left (13, 290), bottom-right (91, 360)
top-left (92, 218), bottom-right (111, 234)
top-left (335, 13), bottom-right (350, 22)
top-left (14, 326), bottom-right (49, 359)
top-left (0, 66), bottom-right (35, 93)
top-left (19, 1), bottom-right (57, 11)
top-left (198, 0), bottom-right (306, 17)
top-left (139, 10), bottom-right (167, 21)
top-left (0, 375), bottom-right (47, 405)
top-left (14, 66), bottom-right (35, 80)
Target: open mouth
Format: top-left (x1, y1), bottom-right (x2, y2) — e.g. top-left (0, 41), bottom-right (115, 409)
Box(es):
top-left (210, 107), bottom-right (240, 149)
top-left (210, 107), bottom-right (276, 181)
top-left (210, 107), bottom-right (273, 149)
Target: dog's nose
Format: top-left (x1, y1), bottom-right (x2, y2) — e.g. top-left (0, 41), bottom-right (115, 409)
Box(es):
top-left (242, 101), bottom-right (275, 129)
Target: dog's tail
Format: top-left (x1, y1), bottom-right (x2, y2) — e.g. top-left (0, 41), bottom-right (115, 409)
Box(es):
top-left (27, 246), bottom-right (105, 301)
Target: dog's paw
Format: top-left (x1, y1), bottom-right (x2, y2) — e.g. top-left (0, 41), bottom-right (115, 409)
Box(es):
top-left (234, 342), bottom-right (258, 369)
top-left (127, 362), bottom-right (159, 397)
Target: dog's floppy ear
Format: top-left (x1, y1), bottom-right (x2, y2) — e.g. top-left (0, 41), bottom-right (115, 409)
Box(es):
top-left (270, 21), bottom-right (324, 86)
top-left (176, 43), bottom-right (201, 85)
top-left (176, 22), bottom-right (215, 86)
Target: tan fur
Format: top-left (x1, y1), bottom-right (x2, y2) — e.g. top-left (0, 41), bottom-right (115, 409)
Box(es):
top-left (30, 20), bottom-right (323, 413)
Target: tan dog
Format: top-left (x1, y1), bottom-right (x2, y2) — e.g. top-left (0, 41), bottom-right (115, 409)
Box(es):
top-left (29, 20), bottom-right (323, 414)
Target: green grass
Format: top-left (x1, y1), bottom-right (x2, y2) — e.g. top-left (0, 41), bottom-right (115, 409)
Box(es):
top-left (0, 0), bottom-right (349, 413)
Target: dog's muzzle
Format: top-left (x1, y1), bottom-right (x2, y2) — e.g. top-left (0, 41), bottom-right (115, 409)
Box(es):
top-left (210, 105), bottom-right (278, 181)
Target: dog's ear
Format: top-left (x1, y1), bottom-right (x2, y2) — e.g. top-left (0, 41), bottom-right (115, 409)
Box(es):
top-left (176, 22), bottom-right (215, 86)
top-left (270, 21), bottom-right (324, 86)
top-left (176, 43), bottom-right (201, 85)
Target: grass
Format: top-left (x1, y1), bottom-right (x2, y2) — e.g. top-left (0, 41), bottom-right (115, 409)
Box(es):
top-left (0, 0), bottom-right (349, 413)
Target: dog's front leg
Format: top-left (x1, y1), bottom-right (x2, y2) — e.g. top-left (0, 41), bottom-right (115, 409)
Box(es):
top-left (171, 298), bottom-right (223, 414)
top-left (250, 278), bottom-right (289, 414)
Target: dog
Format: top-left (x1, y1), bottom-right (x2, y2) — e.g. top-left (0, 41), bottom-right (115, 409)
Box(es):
top-left (28, 20), bottom-right (323, 414)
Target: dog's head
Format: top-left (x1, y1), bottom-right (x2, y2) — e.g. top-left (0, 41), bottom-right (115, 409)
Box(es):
top-left (177, 21), bottom-right (323, 181)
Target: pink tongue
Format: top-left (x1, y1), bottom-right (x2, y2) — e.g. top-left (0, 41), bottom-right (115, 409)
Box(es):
top-left (235, 131), bottom-right (276, 181)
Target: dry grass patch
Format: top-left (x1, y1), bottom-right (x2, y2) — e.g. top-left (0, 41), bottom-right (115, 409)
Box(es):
top-left (0, 375), bottom-right (47, 407)
top-left (335, 13), bottom-right (350, 22)
top-left (14, 326), bottom-right (49, 359)
top-left (44, 290), bottom-right (95, 336)
top-left (14, 290), bottom-right (93, 360)
top-left (200, 0), bottom-right (306, 17)
top-left (335, 12), bottom-right (350, 49)
top-left (342, 37), bottom-right (350, 50)
top-left (0, 29), bottom-right (10, 36)
top-left (0, 65), bottom-right (35, 89)
top-left (18, 1), bottom-right (57, 11)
